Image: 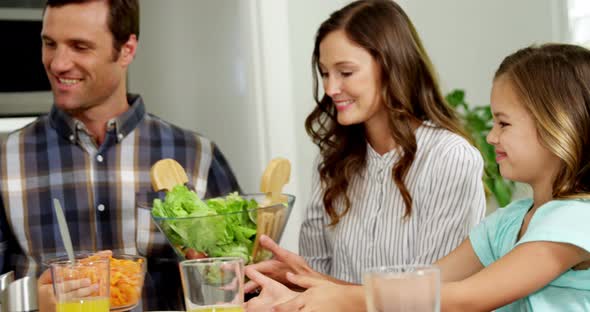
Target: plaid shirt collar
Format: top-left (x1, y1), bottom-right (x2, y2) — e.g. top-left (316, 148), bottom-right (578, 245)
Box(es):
top-left (48, 94), bottom-right (146, 144)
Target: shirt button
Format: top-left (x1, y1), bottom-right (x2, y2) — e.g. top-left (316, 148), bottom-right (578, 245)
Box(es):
top-left (97, 204), bottom-right (105, 212)
top-left (117, 133), bottom-right (124, 141)
top-left (69, 135), bottom-right (75, 142)
top-left (96, 155), bottom-right (104, 162)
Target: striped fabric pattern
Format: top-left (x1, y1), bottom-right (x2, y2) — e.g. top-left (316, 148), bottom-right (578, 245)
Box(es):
top-left (0, 94), bottom-right (241, 310)
top-left (300, 122), bottom-right (486, 283)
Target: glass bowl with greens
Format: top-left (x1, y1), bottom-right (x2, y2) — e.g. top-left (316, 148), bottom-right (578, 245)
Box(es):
top-left (150, 185), bottom-right (295, 264)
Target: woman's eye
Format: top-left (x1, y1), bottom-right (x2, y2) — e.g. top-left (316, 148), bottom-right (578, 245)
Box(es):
top-left (341, 72), bottom-right (353, 77)
top-left (320, 72), bottom-right (328, 78)
top-left (498, 122), bottom-right (509, 128)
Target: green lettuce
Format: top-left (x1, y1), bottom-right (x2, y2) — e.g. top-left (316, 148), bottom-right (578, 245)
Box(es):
top-left (152, 185), bottom-right (258, 263)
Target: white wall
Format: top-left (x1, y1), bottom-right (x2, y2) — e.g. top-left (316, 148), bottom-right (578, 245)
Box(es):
top-left (130, 0), bottom-right (264, 193)
top-left (129, 0), bottom-right (567, 253)
top-left (396, 0), bottom-right (567, 106)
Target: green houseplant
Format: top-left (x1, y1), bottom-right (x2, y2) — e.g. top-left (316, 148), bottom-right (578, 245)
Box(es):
top-left (445, 89), bottom-right (514, 207)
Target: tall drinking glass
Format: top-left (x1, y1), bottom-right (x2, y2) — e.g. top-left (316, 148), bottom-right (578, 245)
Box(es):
top-left (363, 264), bottom-right (440, 312)
top-left (49, 254), bottom-right (110, 312)
top-left (179, 257), bottom-right (244, 312)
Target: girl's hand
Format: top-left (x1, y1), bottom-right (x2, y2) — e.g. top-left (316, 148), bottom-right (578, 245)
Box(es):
top-left (244, 235), bottom-right (321, 293)
top-left (243, 267), bottom-right (298, 312)
top-left (273, 273), bottom-right (366, 312)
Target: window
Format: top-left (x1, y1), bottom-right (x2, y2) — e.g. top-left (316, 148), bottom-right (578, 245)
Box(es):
top-left (568, 0), bottom-right (590, 47)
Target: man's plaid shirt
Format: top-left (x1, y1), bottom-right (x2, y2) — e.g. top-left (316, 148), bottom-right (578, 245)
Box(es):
top-left (0, 94), bottom-right (241, 310)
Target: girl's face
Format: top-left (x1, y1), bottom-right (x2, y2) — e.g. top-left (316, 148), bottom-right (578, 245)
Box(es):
top-left (487, 77), bottom-right (561, 187)
top-left (318, 30), bottom-right (386, 127)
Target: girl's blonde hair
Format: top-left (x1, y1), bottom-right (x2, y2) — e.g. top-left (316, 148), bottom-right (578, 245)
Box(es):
top-left (495, 44), bottom-right (590, 199)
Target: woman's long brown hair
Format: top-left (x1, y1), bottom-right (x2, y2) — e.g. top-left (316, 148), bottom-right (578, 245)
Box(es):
top-left (495, 44), bottom-right (590, 199)
top-left (305, 0), bottom-right (469, 225)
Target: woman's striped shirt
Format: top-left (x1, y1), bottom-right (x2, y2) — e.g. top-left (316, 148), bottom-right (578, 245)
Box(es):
top-left (300, 122), bottom-right (486, 283)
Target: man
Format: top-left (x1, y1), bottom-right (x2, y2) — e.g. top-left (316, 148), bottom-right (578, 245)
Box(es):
top-left (0, 0), bottom-right (241, 310)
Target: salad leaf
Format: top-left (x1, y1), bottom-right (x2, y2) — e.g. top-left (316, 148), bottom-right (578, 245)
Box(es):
top-left (152, 185), bottom-right (258, 263)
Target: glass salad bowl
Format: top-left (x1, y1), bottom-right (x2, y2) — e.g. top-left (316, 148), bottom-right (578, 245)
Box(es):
top-left (150, 189), bottom-right (295, 265)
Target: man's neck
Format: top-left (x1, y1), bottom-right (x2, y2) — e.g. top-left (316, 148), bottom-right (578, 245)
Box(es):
top-left (73, 95), bottom-right (129, 146)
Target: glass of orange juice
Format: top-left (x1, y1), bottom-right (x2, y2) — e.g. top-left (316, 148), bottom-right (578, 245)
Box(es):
top-left (179, 257), bottom-right (244, 312)
top-left (50, 254), bottom-right (110, 312)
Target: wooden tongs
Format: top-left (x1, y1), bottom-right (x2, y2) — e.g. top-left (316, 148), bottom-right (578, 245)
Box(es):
top-left (150, 158), bottom-right (189, 192)
top-left (251, 157), bottom-right (291, 262)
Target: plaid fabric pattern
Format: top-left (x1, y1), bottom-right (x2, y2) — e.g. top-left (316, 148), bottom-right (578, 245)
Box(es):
top-left (0, 94), bottom-right (241, 310)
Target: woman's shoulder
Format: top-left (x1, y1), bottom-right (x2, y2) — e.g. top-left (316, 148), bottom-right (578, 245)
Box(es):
top-left (417, 122), bottom-right (482, 163)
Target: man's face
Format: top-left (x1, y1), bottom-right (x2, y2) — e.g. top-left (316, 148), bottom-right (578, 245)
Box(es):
top-left (41, 1), bottom-right (130, 113)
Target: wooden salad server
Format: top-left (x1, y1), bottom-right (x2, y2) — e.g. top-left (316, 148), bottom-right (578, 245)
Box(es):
top-left (251, 157), bottom-right (291, 262)
top-left (150, 158), bottom-right (189, 192)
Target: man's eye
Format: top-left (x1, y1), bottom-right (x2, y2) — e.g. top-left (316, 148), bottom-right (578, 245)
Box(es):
top-left (42, 40), bottom-right (56, 48)
top-left (75, 45), bottom-right (89, 51)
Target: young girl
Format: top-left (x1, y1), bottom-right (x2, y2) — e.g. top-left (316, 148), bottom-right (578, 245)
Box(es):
top-left (245, 0), bottom-right (486, 294)
top-left (246, 43), bottom-right (590, 311)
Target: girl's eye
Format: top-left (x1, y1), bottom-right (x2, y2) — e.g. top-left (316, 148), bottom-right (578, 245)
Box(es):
top-left (498, 121), bottom-right (510, 128)
top-left (320, 72), bottom-right (328, 79)
top-left (340, 72), bottom-right (353, 77)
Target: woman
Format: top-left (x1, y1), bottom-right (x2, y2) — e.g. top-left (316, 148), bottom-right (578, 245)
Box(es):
top-left (245, 0), bottom-right (486, 300)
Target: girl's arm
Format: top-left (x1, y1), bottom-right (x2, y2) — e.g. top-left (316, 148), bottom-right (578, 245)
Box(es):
top-left (442, 241), bottom-right (589, 311)
top-left (435, 238), bottom-right (484, 283)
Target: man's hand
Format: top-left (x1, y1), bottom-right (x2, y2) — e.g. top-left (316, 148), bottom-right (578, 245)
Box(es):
top-left (38, 269), bottom-right (57, 312)
top-left (244, 235), bottom-right (320, 293)
top-left (243, 267), bottom-right (298, 312)
top-left (38, 250), bottom-right (113, 312)
top-left (273, 273), bottom-right (366, 312)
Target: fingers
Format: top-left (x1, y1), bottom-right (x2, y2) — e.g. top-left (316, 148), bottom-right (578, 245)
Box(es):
top-left (63, 283), bottom-right (99, 300)
top-left (60, 278), bottom-right (91, 293)
top-left (286, 272), bottom-right (326, 289)
top-left (38, 269), bottom-right (52, 286)
top-left (245, 267), bottom-right (274, 289)
top-left (259, 235), bottom-right (288, 260)
top-left (273, 294), bottom-right (304, 312)
top-left (244, 279), bottom-right (260, 294)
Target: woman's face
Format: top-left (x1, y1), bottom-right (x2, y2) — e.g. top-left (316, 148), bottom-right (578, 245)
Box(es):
top-left (486, 77), bottom-right (561, 188)
top-left (319, 30), bottom-right (386, 127)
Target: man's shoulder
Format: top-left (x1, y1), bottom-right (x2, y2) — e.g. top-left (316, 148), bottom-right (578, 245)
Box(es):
top-left (1, 116), bottom-right (49, 147)
top-left (142, 113), bottom-right (213, 147)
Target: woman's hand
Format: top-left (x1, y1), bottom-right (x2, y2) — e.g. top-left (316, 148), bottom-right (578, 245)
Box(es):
top-left (244, 235), bottom-right (322, 293)
top-left (272, 273), bottom-right (366, 312)
top-left (243, 267), bottom-right (298, 312)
